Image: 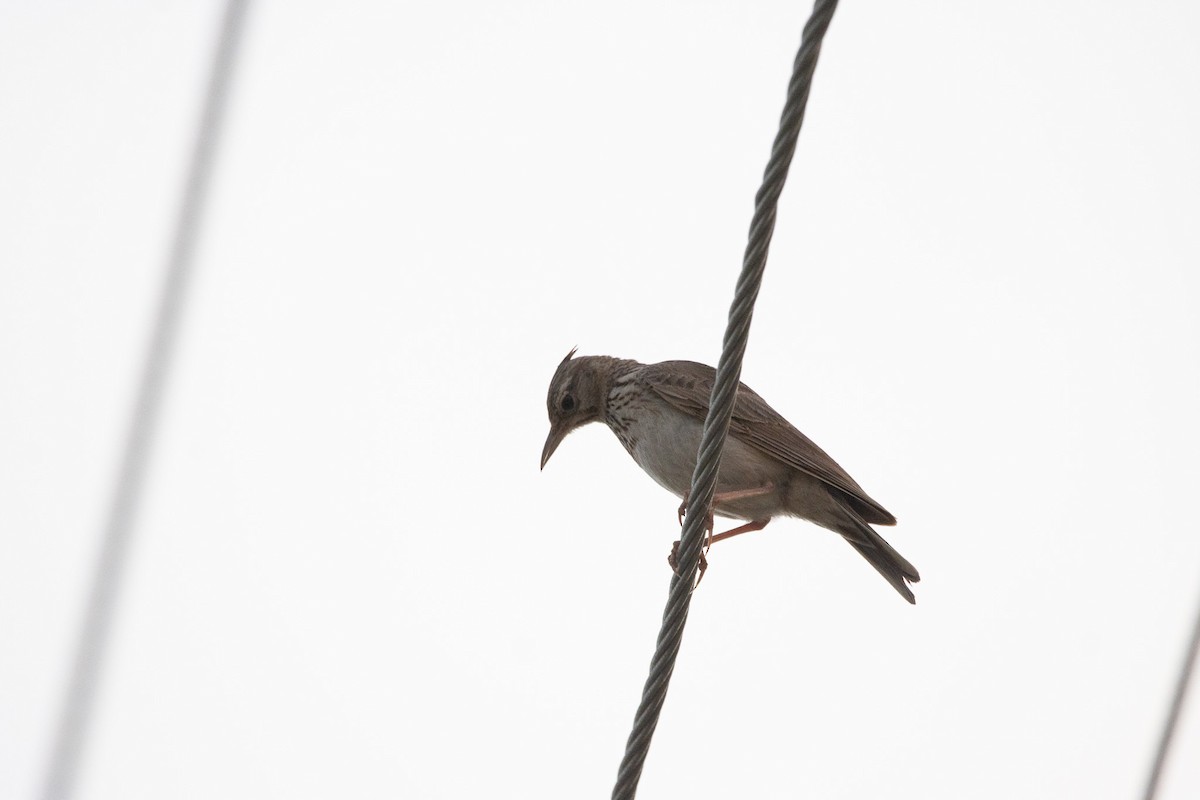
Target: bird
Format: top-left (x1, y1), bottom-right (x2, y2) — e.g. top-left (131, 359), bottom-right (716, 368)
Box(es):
top-left (540, 349), bottom-right (920, 603)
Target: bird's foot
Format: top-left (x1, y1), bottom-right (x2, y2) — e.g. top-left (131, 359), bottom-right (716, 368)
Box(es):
top-left (668, 540), bottom-right (709, 587)
top-left (676, 492), bottom-right (716, 534)
top-left (667, 517), bottom-right (771, 588)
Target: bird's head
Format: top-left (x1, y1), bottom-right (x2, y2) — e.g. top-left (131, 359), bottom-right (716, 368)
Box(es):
top-left (541, 348), bottom-right (607, 469)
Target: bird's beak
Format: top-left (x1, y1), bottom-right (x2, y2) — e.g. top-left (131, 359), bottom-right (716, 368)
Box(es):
top-left (540, 423), bottom-right (568, 470)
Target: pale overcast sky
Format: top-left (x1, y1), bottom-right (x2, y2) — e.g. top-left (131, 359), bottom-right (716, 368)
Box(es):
top-left (2, 2), bottom-right (1199, 798)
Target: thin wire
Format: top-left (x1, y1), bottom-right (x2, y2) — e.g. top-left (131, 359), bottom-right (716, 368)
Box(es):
top-left (611, 2), bottom-right (839, 797)
top-left (1141, 581), bottom-right (1200, 800)
top-left (39, 2), bottom-right (252, 798)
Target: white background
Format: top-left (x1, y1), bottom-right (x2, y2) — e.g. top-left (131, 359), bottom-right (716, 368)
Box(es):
top-left (3, 1), bottom-right (1199, 798)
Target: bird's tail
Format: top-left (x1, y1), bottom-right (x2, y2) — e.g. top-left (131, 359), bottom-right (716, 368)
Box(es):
top-left (836, 509), bottom-right (920, 604)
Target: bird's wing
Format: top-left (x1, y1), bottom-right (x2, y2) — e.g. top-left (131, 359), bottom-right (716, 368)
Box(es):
top-left (642, 360), bottom-right (896, 525)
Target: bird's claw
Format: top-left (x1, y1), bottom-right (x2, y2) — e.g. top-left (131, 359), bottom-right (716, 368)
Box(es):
top-left (668, 540), bottom-right (709, 588)
top-left (672, 492), bottom-right (713, 587)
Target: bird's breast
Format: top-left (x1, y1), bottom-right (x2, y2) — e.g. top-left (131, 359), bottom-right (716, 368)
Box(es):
top-left (623, 407), bottom-right (704, 497)
top-left (607, 397), bottom-right (790, 519)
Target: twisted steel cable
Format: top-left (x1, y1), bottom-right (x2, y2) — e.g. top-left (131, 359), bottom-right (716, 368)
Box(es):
top-left (611, 1), bottom-right (840, 797)
top-left (39, 2), bottom-right (252, 798)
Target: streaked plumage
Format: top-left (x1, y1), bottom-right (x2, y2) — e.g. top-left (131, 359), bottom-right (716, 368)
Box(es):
top-left (541, 350), bottom-right (920, 603)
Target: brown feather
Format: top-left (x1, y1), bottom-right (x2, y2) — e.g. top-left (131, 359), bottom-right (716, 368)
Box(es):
top-left (640, 361), bottom-right (897, 526)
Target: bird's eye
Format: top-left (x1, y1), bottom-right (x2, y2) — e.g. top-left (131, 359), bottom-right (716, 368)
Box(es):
top-left (560, 394), bottom-right (576, 412)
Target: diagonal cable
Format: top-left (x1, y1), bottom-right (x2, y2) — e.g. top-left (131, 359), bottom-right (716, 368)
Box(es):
top-left (39, 2), bottom-right (252, 798)
top-left (611, 1), bottom-right (840, 797)
top-left (1141, 580), bottom-right (1200, 800)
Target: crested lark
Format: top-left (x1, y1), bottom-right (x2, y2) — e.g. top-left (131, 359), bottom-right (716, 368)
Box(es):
top-left (540, 349), bottom-right (920, 603)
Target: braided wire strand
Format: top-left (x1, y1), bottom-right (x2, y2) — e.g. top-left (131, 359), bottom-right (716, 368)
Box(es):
top-left (611, 1), bottom-right (840, 797)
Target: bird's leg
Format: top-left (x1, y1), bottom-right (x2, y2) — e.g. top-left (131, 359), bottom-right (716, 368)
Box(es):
top-left (670, 482), bottom-right (776, 584)
top-left (709, 518), bottom-right (770, 545)
top-left (676, 518), bottom-right (768, 588)
top-left (711, 482), bottom-right (777, 507)
top-left (670, 516), bottom-right (770, 575)
top-left (704, 482), bottom-right (775, 554)
top-left (676, 481), bottom-right (775, 525)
